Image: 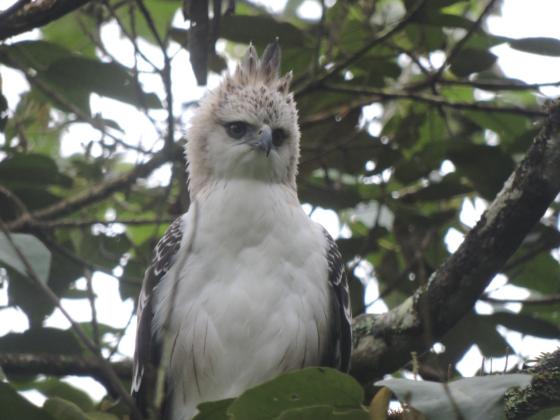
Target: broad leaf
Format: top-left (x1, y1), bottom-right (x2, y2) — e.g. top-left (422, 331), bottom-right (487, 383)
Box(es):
top-left (42, 57), bottom-right (162, 109)
top-left (20, 379), bottom-right (95, 412)
top-left (220, 15), bottom-right (306, 48)
top-left (509, 37), bottom-right (560, 56)
top-left (227, 368), bottom-right (364, 419)
top-left (377, 374), bottom-right (532, 420)
top-left (43, 397), bottom-right (89, 420)
top-left (0, 233), bottom-right (51, 283)
top-left (506, 252), bottom-right (560, 294)
top-left (194, 399), bottom-right (235, 420)
top-left (0, 382), bottom-right (55, 420)
top-left (450, 48), bottom-right (497, 77)
top-left (0, 328), bottom-right (82, 355)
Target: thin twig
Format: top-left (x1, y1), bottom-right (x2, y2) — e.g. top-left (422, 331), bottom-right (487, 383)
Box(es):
top-left (367, 231), bottom-right (435, 307)
top-left (0, 352), bottom-right (131, 389)
top-left (85, 268), bottom-right (101, 351)
top-left (102, 0), bottom-right (162, 73)
top-left (294, 0), bottom-right (427, 96)
top-left (108, 310), bottom-right (136, 359)
top-left (442, 380), bottom-right (466, 420)
top-left (6, 141), bottom-right (182, 231)
top-left (29, 218), bottom-right (176, 229)
top-left (134, 0), bottom-right (175, 150)
top-left (311, 84), bottom-right (547, 121)
top-left (127, 2), bottom-right (166, 140)
top-left (432, 0), bottom-right (499, 81)
top-left (312, 0), bottom-right (326, 77)
top-left (0, 218), bottom-right (142, 419)
top-left (481, 294), bottom-right (560, 305)
top-left (5, 51), bottom-right (142, 151)
top-left (37, 234), bottom-right (142, 288)
top-left (439, 78), bottom-right (560, 92)
top-left (0, 185), bottom-right (31, 219)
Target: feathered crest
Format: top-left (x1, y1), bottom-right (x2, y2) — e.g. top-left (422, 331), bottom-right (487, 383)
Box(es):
top-left (227, 40), bottom-right (293, 95)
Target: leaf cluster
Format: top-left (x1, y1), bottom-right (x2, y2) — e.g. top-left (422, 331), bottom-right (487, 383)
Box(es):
top-left (0, 0), bottom-right (559, 419)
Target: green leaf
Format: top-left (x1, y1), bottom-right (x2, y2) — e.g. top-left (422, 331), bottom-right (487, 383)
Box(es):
top-left (509, 37), bottom-right (560, 56)
top-left (441, 311), bottom-right (509, 359)
top-left (0, 328), bottom-right (82, 355)
top-left (528, 407), bottom-right (560, 420)
top-left (377, 374), bottom-right (532, 420)
top-left (1, 41), bottom-right (161, 112)
top-left (412, 10), bottom-right (474, 29)
top-left (0, 41), bottom-right (72, 71)
top-left (41, 12), bottom-right (97, 57)
top-left (401, 173), bottom-right (472, 202)
top-left (220, 15), bottom-right (306, 49)
top-left (299, 179), bottom-right (362, 209)
top-left (86, 413), bottom-right (120, 420)
top-left (74, 232), bottom-right (131, 270)
top-left (0, 233), bottom-right (51, 283)
top-left (0, 90), bottom-right (7, 133)
top-left (42, 57), bottom-right (162, 109)
top-left (226, 368), bottom-right (364, 419)
top-left (25, 379), bottom-right (95, 412)
top-left (463, 110), bottom-right (531, 149)
top-left (463, 32), bottom-right (511, 50)
top-left (117, 0), bottom-right (180, 45)
top-left (3, 92), bottom-right (61, 154)
top-left (507, 252), bottom-right (560, 294)
top-left (277, 406), bottom-right (368, 419)
top-left (447, 143), bottom-right (514, 199)
top-left (194, 398), bottom-right (235, 420)
top-left (450, 48), bottom-right (497, 77)
top-left (403, 24), bottom-right (446, 52)
top-left (0, 382), bottom-right (55, 420)
top-left (43, 397), bottom-right (89, 420)
top-left (0, 153), bottom-right (72, 189)
top-left (485, 312), bottom-right (560, 339)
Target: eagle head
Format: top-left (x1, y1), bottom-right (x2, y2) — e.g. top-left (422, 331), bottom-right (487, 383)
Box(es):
top-left (187, 41), bottom-right (300, 197)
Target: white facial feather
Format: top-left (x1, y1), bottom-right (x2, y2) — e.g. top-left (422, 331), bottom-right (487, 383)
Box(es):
top-left (186, 42), bottom-right (300, 197)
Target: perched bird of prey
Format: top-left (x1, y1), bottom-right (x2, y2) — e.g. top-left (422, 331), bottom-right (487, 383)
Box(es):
top-left (132, 41), bottom-right (352, 420)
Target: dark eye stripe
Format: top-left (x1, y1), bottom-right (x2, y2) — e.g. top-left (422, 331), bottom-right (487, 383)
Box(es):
top-left (225, 121), bottom-right (248, 139)
top-left (272, 128), bottom-right (287, 147)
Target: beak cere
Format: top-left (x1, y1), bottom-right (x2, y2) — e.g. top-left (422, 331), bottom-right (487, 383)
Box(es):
top-left (255, 125), bottom-right (273, 157)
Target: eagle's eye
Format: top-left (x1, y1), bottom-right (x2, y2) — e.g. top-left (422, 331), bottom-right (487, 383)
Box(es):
top-left (225, 121), bottom-right (248, 139)
top-left (272, 128), bottom-right (287, 147)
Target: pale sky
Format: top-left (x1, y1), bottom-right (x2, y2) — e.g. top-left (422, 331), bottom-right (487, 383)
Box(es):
top-left (0, 0), bottom-right (559, 403)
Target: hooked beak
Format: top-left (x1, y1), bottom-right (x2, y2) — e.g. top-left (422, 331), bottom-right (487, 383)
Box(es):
top-left (254, 125), bottom-right (273, 157)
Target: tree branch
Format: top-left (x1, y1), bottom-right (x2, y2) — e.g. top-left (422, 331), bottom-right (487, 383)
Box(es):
top-left (439, 78), bottom-right (560, 92)
top-left (481, 294), bottom-right (560, 306)
top-left (29, 217), bottom-right (176, 229)
top-left (6, 141), bottom-right (183, 231)
top-left (0, 220), bottom-right (142, 419)
top-left (0, 352), bottom-right (131, 392)
top-left (350, 102), bottom-right (560, 383)
top-left (311, 84), bottom-right (546, 124)
top-left (294, 0), bottom-right (426, 96)
top-left (432, 0), bottom-right (499, 81)
top-left (134, 0), bottom-right (175, 149)
top-left (0, 0), bottom-right (32, 23)
top-left (505, 348), bottom-right (560, 419)
top-left (0, 0), bottom-right (93, 41)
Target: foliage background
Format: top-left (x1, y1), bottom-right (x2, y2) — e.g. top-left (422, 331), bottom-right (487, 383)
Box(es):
top-left (0, 0), bottom-right (559, 418)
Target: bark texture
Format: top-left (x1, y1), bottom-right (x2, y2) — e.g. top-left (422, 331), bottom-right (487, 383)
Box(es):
top-left (350, 102), bottom-right (560, 383)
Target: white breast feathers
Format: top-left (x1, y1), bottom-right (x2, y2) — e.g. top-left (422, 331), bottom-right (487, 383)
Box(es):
top-left (151, 179), bottom-right (332, 419)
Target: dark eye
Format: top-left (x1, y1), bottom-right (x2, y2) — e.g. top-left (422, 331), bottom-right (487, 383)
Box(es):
top-left (272, 128), bottom-right (287, 147)
top-left (225, 121), bottom-right (248, 139)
